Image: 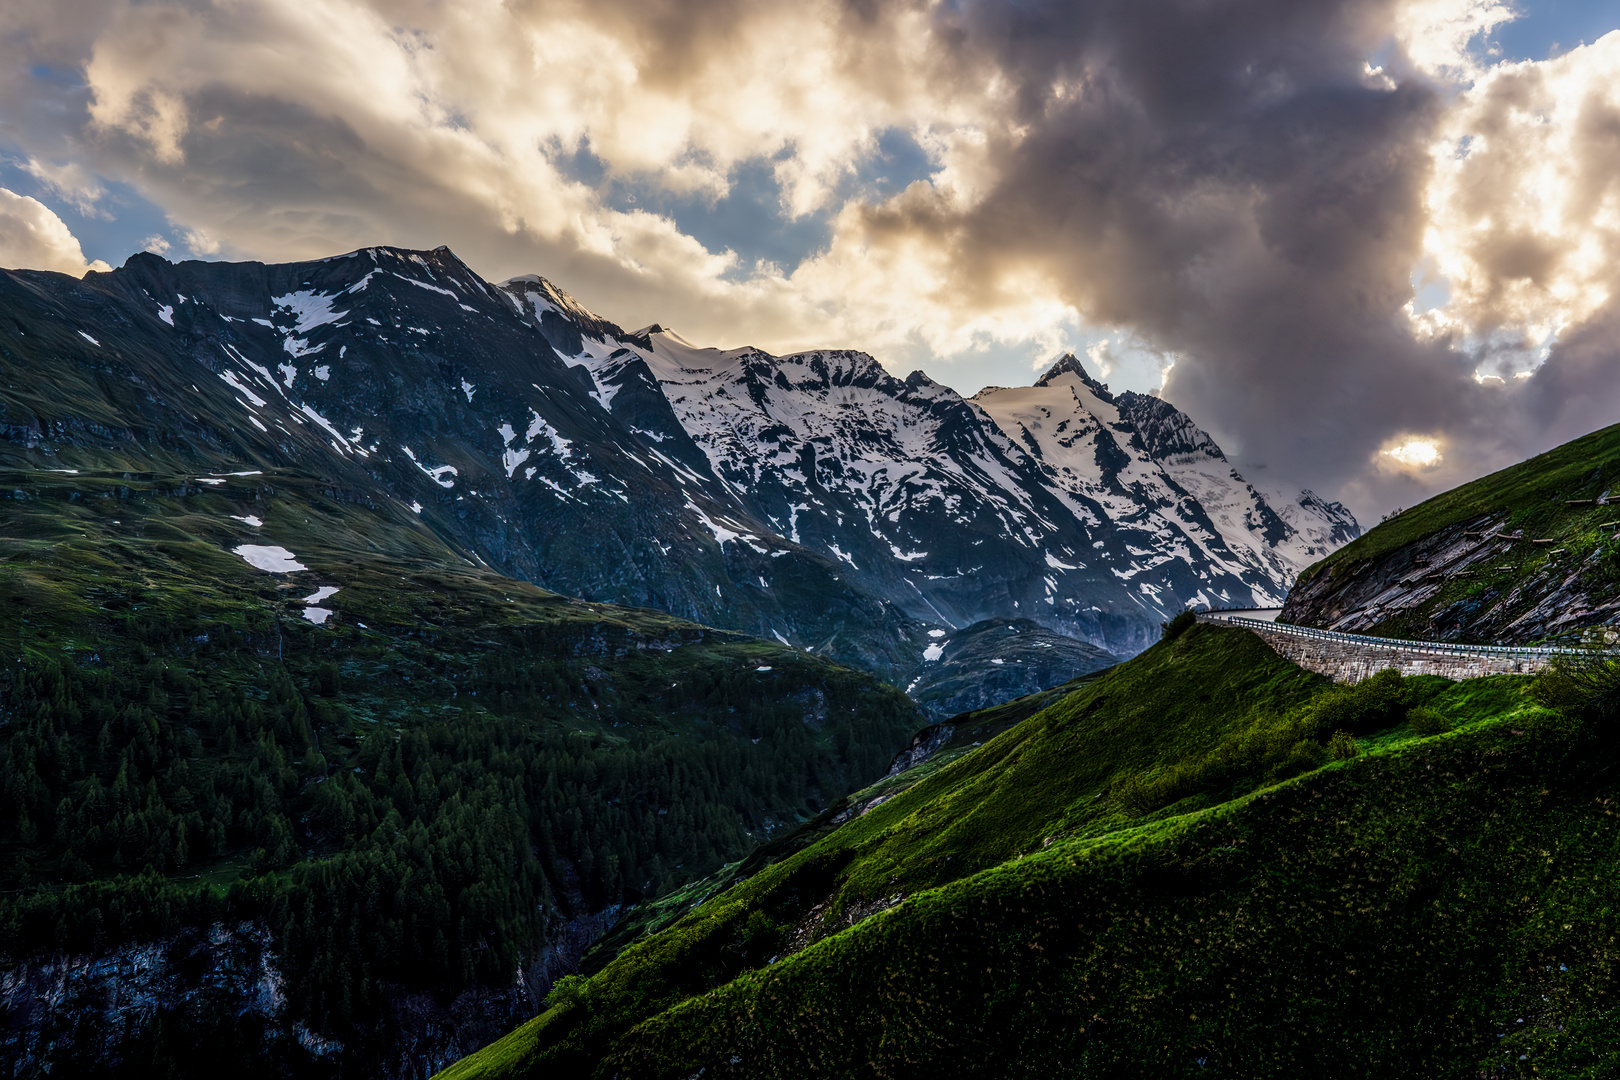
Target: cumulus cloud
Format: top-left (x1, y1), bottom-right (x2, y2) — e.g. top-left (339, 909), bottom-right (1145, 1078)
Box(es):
top-left (1424, 33), bottom-right (1620, 362)
top-left (0, 0), bottom-right (1614, 517)
top-left (0, 188), bottom-right (112, 275)
top-left (1392, 0), bottom-right (1516, 81)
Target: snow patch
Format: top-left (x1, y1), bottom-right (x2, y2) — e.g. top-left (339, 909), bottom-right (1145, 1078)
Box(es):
top-left (272, 290), bottom-right (348, 333)
top-left (685, 500), bottom-right (743, 545)
top-left (219, 370), bottom-right (267, 406)
top-left (503, 447), bottom-right (531, 477)
top-left (826, 542), bottom-right (858, 569)
top-left (156, 304), bottom-right (174, 326)
top-left (300, 404), bottom-right (363, 456)
top-left (923, 643), bottom-right (945, 662)
top-left (234, 545), bottom-right (307, 573)
top-left (344, 270), bottom-right (379, 294)
top-left (231, 515), bottom-right (263, 527)
top-left (77, 331), bottom-right (99, 346)
top-left (393, 273), bottom-right (457, 298)
top-left (401, 446), bottom-right (457, 487)
top-left (526, 411), bottom-right (572, 458)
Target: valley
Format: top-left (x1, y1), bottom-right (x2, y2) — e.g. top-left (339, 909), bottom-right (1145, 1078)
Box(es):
top-left (8, 244), bottom-right (1620, 1078)
top-left (0, 243), bottom-right (1352, 1074)
top-left (0, 466), bottom-right (919, 1075)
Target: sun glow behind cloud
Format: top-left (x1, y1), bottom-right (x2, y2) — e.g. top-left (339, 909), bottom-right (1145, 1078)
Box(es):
top-left (1382, 438), bottom-right (1443, 469)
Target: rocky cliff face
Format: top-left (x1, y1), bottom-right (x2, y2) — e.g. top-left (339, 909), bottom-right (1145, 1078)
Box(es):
top-left (0, 915), bottom-right (621, 1079)
top-left (1280, 512), bottom-right (1620, 644)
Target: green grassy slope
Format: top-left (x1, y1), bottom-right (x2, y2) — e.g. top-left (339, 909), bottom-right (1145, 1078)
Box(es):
top-left (0, 466), bottom-right (921, 1073)
top-left (1295, 421), bottom-right (1620, 589)
top-left (439, 623), bottom-right (1592, 1079)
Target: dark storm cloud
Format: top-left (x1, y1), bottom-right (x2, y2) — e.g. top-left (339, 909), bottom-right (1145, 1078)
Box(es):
top-left (825, 0), bottom-right (1505, 500)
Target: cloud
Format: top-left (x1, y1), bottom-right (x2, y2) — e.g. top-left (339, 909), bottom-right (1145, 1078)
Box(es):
top-left (1423, 32), bottom-right (1620, 362)
top-left (0, 187), bottom-right (112, 275)
top-left (21, 157), bottom-right (108, 217)
top-left (1392, 0), bottom-right (1517, 82)
top-left (0, 0), bottom-right (1613, 519)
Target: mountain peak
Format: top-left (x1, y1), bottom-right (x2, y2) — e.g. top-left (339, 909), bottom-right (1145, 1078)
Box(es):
top-left (1035, 353), bottom-right (1112, 401)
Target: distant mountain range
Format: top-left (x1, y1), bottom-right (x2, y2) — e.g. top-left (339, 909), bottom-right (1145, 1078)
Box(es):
top-left (1, 244), bottom-right (1357, 706)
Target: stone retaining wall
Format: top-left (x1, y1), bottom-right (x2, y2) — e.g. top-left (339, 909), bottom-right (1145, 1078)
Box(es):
top-left (1197, 615), bottom-right (1559, 684)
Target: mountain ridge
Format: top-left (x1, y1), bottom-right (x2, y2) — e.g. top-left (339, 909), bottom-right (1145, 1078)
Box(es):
top-left (4, 243), bottom-right (1357, 707)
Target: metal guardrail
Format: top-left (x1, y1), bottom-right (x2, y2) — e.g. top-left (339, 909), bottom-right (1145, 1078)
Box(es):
top-left (1197, 612), bottom-right (1589, 659)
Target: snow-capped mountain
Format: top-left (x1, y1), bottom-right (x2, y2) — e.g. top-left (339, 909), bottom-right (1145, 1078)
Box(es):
top-left (506, 275), bottom-right (1356, 652)
top-left (0, 245), bottom-right (1356, 697)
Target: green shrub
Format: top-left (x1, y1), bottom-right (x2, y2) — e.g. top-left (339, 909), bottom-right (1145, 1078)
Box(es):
top-left (545, 974), bottom-right (591, 1011)
top-left (1303, 669), bottom-right (1413, 738)
top-left (1327, 730), bottom-right (1360, 760)
top-left (1406, 707), bottom-right (1452, 735)
top-left (1161, 610), bottom-right (1197, 641)
top-left (1268, 737), bottom-right (1327, 781)
top-left (1534, 652), bottom-right (1620, 726)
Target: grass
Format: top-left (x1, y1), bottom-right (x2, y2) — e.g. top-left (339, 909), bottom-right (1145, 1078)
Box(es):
top-left (438, 623), bottom-right (1592, 1079)
top-left (588, 709), bottom-right (1614, 1079)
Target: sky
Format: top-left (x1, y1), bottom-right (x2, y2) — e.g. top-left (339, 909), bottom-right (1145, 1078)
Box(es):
top-left (1, 0), bottom-right (1618, 521)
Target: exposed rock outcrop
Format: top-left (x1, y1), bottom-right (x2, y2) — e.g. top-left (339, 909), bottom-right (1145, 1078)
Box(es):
top-left (1281, 514), bottom-right (1620, 644)
top-left (0, 910), bottom-right (619, 1079)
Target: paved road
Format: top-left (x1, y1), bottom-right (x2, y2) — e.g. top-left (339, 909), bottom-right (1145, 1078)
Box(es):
top-left (1198, 611), bottom-right (1585, 660)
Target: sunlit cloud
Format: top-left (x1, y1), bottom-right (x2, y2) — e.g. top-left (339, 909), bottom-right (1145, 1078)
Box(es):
top-left (1421, 31), bottom-right (1620, 371)
top-left (21, 158), bottom-right (109, 218)
top-left (0, 188), bottom-right (112, 276)
top-left (1392, 0), bottom-right (1517, 82)
top-left (1381, 437), bottom-right (1443, 469)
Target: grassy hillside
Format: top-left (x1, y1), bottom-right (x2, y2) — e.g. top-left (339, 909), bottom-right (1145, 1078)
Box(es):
top-left (438, 622), bottom-right (1597, 1078)
top-left (0, 465), bottom-right (921, 1074)
top-left (1296, 420), bottom-right (1620, 588)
